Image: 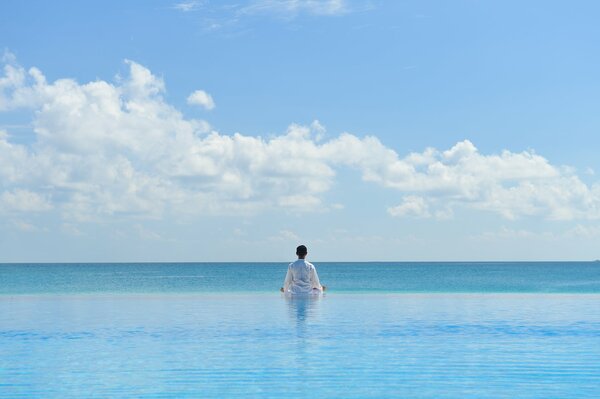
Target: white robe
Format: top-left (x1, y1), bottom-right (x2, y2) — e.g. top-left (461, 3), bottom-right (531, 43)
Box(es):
top-left (282, 259), bottom-right (323, 294)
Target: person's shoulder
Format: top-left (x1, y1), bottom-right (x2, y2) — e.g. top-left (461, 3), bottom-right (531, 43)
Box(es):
top-left (305, 260), bottom-right (315, 268)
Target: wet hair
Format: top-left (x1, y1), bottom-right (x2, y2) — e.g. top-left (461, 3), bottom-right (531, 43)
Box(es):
top-left (296, 245), bottom-right (308, 257)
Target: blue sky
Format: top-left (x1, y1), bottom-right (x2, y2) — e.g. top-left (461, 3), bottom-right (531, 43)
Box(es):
top-left (1, 0), bottom-right (600, 262)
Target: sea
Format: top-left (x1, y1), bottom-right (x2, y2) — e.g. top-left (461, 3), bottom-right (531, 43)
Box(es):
top-left (1, 262), bottom-right (599, 398)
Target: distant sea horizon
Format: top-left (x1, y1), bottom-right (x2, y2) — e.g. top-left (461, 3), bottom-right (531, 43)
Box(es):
top-left (2, 261), bottom-right (600, 294)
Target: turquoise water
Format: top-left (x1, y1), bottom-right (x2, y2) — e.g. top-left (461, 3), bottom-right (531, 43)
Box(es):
top-left (2, 262), bottom-right (600, 294)
top-left (1, 263), bottom-right (600, 398)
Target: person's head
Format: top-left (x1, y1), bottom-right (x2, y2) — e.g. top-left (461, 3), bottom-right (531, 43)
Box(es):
top-left (296, 245), bottom-right (308, 259)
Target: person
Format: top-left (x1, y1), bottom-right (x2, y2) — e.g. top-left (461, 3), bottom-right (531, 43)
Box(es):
top-left (280, 245), bottom-right (326, 294)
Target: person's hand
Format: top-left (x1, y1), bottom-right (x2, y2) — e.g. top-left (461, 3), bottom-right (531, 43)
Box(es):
top-left (280, 287), bottom-right (284, 292)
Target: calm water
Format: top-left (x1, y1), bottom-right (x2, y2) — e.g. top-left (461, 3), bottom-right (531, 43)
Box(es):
top-left (1, 262), bottom-right (600, 398)
top-left (1, 262), bottom-right (600, 294)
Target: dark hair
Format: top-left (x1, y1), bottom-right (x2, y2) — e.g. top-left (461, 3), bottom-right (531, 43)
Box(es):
top-left (296, 245), bottom-right (308, 256)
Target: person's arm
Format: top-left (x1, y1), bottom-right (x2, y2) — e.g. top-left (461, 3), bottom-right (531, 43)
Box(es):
top-left (281, 266), bottom-right (292, 292)
top-left (310, 266), bottom-right (324, 291)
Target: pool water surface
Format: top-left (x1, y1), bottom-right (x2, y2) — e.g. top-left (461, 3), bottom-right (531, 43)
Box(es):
top-left (1, 293), bottom-right (599, 398)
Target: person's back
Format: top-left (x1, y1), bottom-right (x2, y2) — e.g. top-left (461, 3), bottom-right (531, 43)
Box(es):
top-left (281, 245), bottom-right (325, 294)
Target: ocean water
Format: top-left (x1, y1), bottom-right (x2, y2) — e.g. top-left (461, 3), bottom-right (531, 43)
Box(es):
top-left (1, 262), bottom-right (600, 398)
top-left (2, 261), bottom-right (600, 294)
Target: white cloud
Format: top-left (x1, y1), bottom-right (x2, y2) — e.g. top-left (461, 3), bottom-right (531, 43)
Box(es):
top-left (269, 229), bottom-right (300, 241)
top-left (0, 58), bottom-right (340, 221)
top-left (12, 220), bottom-right (46, 233)
top-left (564, 224), bottom-right (600, 238)
top-left (1, 189), bottom-right (52, 213)
top-left (187, 89), bottom-right (215, 110)
top-left (173, 1), bottom-right (202, 12)
top-left (366, 140), bottom-right (600, 221)
top-left (278, 194), bottom-right (322, 210)
top-left (2, 56), bottom-right (600, 225)
top-left (61, 223), bottom-right (84, 236)
top-left (170, 1), bottom-right (366, 34)
top-left (135, 224), bottom-right (162, 240)
top-left (388, 196), bottom-right (430, 218)
top-left (242, 0), bottom-right (348, 17)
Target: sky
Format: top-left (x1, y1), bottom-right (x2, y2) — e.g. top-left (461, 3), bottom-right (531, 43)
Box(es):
top-left (1, 0), bottom-right (600, 262)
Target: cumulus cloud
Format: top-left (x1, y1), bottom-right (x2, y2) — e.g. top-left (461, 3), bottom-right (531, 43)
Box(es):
top-left (0, 189), bottom-right (52, 213)
top-left (187, 90), bottom-right (215, 110)
top-left (379, 141), bottom-right (600, 220)
top-left (388, 196), bottom-right (430, 218)
top-left (2, 56), bottom-right (600, 226)
top-left (0, 57), bottom-right (342, 221)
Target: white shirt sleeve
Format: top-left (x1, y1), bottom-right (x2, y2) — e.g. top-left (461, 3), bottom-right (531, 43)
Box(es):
top-left (283, 265), bottom-right (293, 292)
top-left (310, 265), bottom-right (322, 291)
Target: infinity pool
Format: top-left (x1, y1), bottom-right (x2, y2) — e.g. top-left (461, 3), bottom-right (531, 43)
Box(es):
top-left (2, 293), bottom-right (599, 398)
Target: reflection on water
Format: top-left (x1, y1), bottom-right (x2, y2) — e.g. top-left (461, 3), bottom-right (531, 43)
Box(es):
top-left (284, 293), bottom-right (323, 368)
top-left (284, 293), bottom-right (322, 324)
